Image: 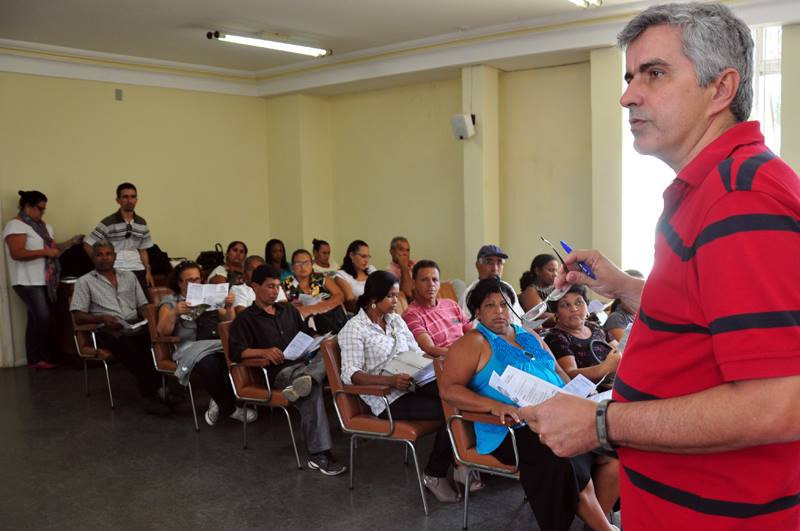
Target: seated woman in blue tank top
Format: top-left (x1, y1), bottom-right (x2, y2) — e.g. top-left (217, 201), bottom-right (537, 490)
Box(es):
top-left (439, 277), bottom-right (619, 531)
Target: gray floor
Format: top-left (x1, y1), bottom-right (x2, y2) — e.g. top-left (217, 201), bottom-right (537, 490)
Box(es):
top-left (0, 363), bottom-right (590, 530)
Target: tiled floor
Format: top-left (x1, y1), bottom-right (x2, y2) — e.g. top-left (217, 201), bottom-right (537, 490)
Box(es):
top-left (0, 363), bottom-right (596, 530)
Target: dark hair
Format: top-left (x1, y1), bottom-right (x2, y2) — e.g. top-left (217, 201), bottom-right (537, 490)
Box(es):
top-left (609, 269), bottom-right (645, 314)
top-left (341, 239), bottom-right (369, 278)
top-left (519, 254), bottom-right (557, 292)
top-left (412, 259), bottom-right (440, 280)
top-left (548, 284), bottom-right (588, 314)
top-left (264, 239), bottom-right (289, 271)
top-left (251, 264), bottom-right (282, 286)
top-left (466, 276), bottom-right (516, 320)
top-left (167, 260), bottom-right (201, 294)
top-left (357, 270), bottom-right (399, 310)
top-left (226, 240), bottom-right (248, 256)
top-left (291, 248), bottom-right (312, 264)
top-left (312, 238), bottom-right (329, 253)
top-left (116, 182), bottom-right (137, 198)
top-left (18, 190), bottom-right (47, 210)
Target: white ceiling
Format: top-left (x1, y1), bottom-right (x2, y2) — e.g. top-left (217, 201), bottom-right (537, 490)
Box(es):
top-left (0, 0), bottom-right (637, 73)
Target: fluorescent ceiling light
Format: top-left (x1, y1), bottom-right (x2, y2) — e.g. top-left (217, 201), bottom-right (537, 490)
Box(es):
top-left (567, 0), bottom-right (602, 7)
top-left (207, 31), bottom-right (329, 57)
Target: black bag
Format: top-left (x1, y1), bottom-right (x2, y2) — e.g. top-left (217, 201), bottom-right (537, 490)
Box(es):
top-left (196, 243), bottom-right (224, 272)
top-left (147, 244), bottom-right (172, 276)
top-left (59, 245), bottom-right (94, 278)
top-left (196, 310), bottom-right (221, 340)
top-left (312, 306), bottom-right (348, 335)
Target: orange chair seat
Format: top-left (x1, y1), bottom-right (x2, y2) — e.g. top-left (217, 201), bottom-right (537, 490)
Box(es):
top-left (458, 447), bottom-right (517, 472)
top-left (156, 359), bottom-right (176, 372)
top-left (347, 416), bottom-right (440, 439)
top-left (79, 347), bottom-right (112, 360)
top-left (236, 384), bottom-right (290, 406)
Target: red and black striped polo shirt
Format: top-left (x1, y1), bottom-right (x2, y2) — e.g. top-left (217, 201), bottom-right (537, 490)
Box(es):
top-left (613, 121), bottom-right (800, 529)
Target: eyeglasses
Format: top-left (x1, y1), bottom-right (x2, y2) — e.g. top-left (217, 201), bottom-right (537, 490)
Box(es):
top-left (125, 224), bottom-right (132, 239)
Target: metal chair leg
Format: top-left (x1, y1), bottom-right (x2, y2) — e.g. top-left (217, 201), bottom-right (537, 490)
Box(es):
top-left (462, 467), bottom-right (472, 529)
top-left (349, 435), bottom-right (357, 490)
top-left (406, 441), bottom-right (429, 516)
top-left (281, 407), bottom-right (301, 469)
top-left (102, 360), bottom-right (114, 409)
top-left (187, 381), bottom-right (199, 432)
top-left (83, 359), bottom-right (89, 396)
top-left (161, 375), bottom-right (167, 402)
top-left (242, 403), bottom-right (248, 449)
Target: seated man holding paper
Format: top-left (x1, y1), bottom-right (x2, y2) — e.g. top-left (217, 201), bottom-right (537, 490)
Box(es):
top-left (228, 264), bottom-right (345, 476)
top-left (338, 270), bottom-right (469, 503)
top-left (439, 278), bottom-right (619, 531)
top-left (70, 241), bottom-right (171, 416)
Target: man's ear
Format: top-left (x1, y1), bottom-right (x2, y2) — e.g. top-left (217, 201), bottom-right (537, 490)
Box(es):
top-left (708, 67), bottom-right (740, 116)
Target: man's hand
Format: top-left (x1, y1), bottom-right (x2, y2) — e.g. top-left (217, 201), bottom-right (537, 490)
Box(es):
top-left (397, 254), bottom-right (410, 269)
top-left (490, 403), bottom-right (521, 424)
top-left (391, 373), bottom-right (413, 390)
top-left (261, 347), bottom-right (284, 365)
top-left (555, 248), bottom-right (644, 315)
top-left (100, 314), bottom-right (123, 330)
top-left (521, 393), bottom-right (599, 457)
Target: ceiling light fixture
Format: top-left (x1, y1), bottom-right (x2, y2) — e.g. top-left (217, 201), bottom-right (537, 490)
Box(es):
top-left (206, 30), bottom-right (329, 57)
top-left (567, 0), bottom-right (602, 7)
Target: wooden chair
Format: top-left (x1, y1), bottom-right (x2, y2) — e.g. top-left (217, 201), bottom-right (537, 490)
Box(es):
top-left (438, 282), bottom-right (458, 302)
top-left (148, 286), bottom-right (173, 307)
top-left (433, 358), bottom-right (520, 529)
top-left (70, 311), bottom-right (114, 409)
top-left (142, 303), bottom-right (200, 431)
top-left (218, 320), bottom-right (301, 468)
top-left (320, 338), bottom-right (441, 515)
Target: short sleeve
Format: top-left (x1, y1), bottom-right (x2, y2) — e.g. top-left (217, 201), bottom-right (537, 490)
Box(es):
top-left (603, 312), bottom-right (627, 331)
top-left (544, 330), bottom-right (573, 360)
top-left (402, 307), bottom-right (425, 337)
top-left (133, 277), bottom-right (148, 307)
top-left (69, 277), bottom-right (91, 312)
top-left (84, 222), bottom-right (106, 246)
top-left (695, 190), bottom-right (800, 381)
top-left (228, 315), bottom-right (253, 363)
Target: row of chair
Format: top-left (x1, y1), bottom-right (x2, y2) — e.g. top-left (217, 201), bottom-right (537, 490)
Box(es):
top-left (70, 281), bottom-right (516, 528)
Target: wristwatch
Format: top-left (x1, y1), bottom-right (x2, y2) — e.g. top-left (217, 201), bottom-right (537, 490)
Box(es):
top-left (595, 399), bottom-right (617, 452)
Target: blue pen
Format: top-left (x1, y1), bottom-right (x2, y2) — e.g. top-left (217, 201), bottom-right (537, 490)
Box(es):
top-left (559, 240), bottom-right (597, 280)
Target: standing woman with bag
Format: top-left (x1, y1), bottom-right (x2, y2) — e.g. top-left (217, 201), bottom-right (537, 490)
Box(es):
top-left (3, 190), bottom-right (83, 368)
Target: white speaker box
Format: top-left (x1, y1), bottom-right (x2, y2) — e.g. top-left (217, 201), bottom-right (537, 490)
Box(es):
top-left (450, 114), bottom-right (476, 140)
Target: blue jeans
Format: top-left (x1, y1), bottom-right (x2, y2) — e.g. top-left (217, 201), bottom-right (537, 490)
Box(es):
top-left (12, 285), bottom-right (52, 365)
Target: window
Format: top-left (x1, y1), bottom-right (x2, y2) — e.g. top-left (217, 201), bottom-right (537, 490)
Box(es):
top-left (620, 25), bottom-right (782, 276)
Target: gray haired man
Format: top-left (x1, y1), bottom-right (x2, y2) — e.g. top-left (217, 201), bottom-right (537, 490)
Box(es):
top-left (524, 3), bottom-right (800, 529)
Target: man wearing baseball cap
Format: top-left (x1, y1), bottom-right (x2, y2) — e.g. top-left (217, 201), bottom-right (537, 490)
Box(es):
top-left (459, 244), bottom-right (524, 324)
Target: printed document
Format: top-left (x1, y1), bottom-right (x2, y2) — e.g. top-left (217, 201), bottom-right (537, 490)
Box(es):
top-left (186, 283), bottom-right (229, 310)
top-left (381, 351), bottom-right (436, 386)
top-left (489, 367), bottom-right (603, 407)
top-left (283, 331), bottom-right (332, 361)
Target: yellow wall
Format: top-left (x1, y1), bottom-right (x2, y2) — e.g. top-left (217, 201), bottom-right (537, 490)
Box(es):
top-left (783, 24), bottom-right (800, 170)
top-left (0, 72), bottom-right (269, 365)
top-left (498, 63), bottom-right (593, 291)
top-left (327, 79), bottom-right (465, 279)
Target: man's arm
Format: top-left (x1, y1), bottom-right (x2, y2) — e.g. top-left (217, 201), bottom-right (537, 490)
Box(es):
top-left (139, 249), bottom-right (153, 287)
top-left (524, 375), bottom-right (800, 456)
top-left (72, 310), bottom-right (121, 329)
top-left (397, 259), bottom-right (414, 300)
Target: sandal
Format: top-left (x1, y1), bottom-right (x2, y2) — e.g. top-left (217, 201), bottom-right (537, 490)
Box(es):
top-left (453, 465), bottom-right (485, 492)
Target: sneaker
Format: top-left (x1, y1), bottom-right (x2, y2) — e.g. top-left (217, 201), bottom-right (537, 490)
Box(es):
top-left (144, 396), bottom-right (173, 416)
top-left (423, 474), bottom-right (460, 503)
top-left (307, 452), bottom-right (347, 476)
top-left (204, 399), bottom-right (220, 426)
top-left (283, 374), bottom-right (313, 403)
top-left (229, 406), bottom-right (258, 423)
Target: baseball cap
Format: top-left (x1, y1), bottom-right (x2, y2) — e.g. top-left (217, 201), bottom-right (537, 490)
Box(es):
top-left (476, 244), bottom-right (508, 260)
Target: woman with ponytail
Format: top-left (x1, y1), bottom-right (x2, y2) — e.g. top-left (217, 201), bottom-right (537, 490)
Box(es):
top-left (3, 190), bottom-right (83, 368)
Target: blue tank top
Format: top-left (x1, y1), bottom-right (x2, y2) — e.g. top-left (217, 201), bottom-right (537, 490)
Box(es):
top-left (468, 322), bottom-right (565, 454)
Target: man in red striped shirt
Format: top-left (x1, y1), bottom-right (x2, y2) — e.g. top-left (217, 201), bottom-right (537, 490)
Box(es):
top-left (523, 3), bottom-right (800, 529)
